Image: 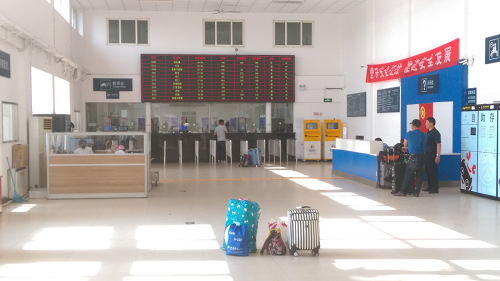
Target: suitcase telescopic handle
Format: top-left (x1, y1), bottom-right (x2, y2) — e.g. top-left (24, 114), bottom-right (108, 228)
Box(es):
top-left (296, 206), bottom-right (311, 209)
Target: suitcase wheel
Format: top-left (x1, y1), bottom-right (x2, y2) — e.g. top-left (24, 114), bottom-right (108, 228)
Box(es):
top-left (293, 251), bottom-right (298, 257)
top-left (312, 249), bottom-right (319, 256)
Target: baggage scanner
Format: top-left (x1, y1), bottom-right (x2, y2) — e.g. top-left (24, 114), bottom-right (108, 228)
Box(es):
top-left (323, 119), bottom-right (342, 160)
top-left (303, 120), bottom-right (321, 160)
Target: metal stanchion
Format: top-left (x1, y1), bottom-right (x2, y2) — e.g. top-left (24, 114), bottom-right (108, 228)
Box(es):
top-left (163, 140), bottom-right (166, 167)
top-left (226, 139), bottom-right (232, 165)
top-left (257, 139), bottom-right (265, 165)
top-left (209, 140), bottom-right (216, 166)
top-left (178, 140), bottom-right (183, 166)
top-left (240, 140), bottom-right (248, 158)
top-left (277, 139), bottom-right (282, 166)
top-left (286, 139), bottom-right (297, 165)
top-left (194, 140), bottom-right (199, 167)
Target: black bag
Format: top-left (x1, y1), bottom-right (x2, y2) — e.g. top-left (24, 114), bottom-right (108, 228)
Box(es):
top-left (408, 132), bottom-right (424, 171)
top-left (239, 154), bottom-right (251, 167)
top-left (260, 230), bottom-right (287, 255)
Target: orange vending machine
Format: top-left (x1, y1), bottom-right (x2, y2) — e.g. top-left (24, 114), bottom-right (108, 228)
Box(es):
top-left (303, 120), bottom-right (321, 160)
top-left (323, 119), bottom-right (342, 160)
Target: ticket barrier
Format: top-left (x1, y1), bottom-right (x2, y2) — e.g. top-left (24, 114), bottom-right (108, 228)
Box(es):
top-left (323, 119), bottom-right (342, 160)
top-left (303, 120), bottom-right (321, 160)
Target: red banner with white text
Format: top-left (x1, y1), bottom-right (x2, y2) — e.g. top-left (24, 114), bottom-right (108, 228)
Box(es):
top-left (366, 39), bottom-right (460, 83)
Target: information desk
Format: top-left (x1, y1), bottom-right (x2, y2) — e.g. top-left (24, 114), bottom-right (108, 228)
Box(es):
top-left (332, 139), bottom-right (383, 185)
top-left (46, 132), bottom-right (151, 199)
top-left (151, 132), bottom-right (295, 163)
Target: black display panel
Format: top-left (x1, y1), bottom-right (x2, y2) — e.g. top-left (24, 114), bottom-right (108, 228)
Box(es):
top-left (377, 87), bottom-right (400, 113)
top-left (347, 92), bottom-right (367, 117)
top-left (141, 54), bottom-right (295, 102)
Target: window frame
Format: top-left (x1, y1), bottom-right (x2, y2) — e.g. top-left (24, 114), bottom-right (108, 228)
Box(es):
top-left (273, 20), bottom-right (314, 47)
top-left (203, 19), bottom-right (245, 47)
top-left (107, 18), bottom-right (150, 46)
top-left (2, 102), bottom-right (19, 143)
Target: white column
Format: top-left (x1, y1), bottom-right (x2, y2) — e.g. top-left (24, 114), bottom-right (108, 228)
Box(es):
top-left (145, 102), bottom-right (151, 133)
top-left (266, 102), bottom-right (272, 133)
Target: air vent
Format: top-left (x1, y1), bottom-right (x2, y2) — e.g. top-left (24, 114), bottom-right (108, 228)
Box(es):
top-left (43, 118), bottom-right (52, 131)
top-left (272, 0), bottom-right (304, 3)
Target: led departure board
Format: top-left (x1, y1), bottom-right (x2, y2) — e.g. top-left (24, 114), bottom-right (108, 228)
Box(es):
top-left (141, 54), bottom-right (295, 102)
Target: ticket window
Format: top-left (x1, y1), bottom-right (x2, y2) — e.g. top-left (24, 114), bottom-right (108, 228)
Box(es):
top-left (303, 120), bottom-right (321, 160)
top-left (323, 120), bottom-right (341, 160)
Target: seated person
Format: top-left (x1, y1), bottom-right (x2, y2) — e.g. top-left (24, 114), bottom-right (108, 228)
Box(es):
top-left (114, 145), bottom-right (126, 154)
top-left (74, 139), bottom-right (94, 154)
top-left (375, 137), bottom-right (389, 151)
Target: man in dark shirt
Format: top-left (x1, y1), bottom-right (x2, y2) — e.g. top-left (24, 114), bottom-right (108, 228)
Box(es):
top-left (423, 117), bottom-right (441, 193)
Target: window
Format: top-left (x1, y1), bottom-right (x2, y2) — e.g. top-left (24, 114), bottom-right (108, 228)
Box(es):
top-left (274, 21), bottom-right (313, 46)
top-left (71, 7), bottom-right (77, 30)
top-left (31, 67), bottom-right (71, 115)
top-left (108, 19), bottom-right (149, 45)
top-left (54, 0), bottom-right (70, 22)
top-left (204, 20), bottom-right (243, 46)
top-left (3, 102), bottom-right (18, 142)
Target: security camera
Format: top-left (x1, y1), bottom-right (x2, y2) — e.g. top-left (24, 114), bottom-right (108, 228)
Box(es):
top-left (459, 59), bottom-right (468, 65)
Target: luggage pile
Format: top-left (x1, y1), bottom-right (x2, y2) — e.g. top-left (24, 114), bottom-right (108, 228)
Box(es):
top-left (222, 199), bottom-right (320, 257)
top-left (239, 148), bottom-right (262, 167)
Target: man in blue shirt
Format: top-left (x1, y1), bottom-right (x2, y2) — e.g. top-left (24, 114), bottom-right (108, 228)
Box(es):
top-left (394, 119), bottom-right (427, 197)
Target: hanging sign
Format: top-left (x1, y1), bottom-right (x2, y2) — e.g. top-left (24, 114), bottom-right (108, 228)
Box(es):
top-left (366, 39), bottom-right (459, 83)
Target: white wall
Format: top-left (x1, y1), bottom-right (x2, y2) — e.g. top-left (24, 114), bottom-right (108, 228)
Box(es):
top-left (0, 0), bottom-right (85, 195)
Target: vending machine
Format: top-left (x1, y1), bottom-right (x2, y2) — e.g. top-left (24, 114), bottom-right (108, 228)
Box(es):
top-left (303, 120), bottom-right (321, 160)
top-left (477, 104), bottom-right (498, 197)
top-left (323, 119), bottom-right (342, 160)
top-left (461, 106), bottom-right (478, 192)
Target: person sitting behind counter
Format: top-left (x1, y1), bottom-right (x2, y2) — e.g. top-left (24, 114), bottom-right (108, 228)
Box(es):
top-left (74, 139), bottom-right (94, 154)
top-left (114, 145), bottom-right (126, 154)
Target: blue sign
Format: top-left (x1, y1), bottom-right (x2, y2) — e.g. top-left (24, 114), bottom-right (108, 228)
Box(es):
top-left (485, 34), bottom-right (500, 64)
top-left (463, 88), bottom-right (477, 105)
top-left (0, 49), bottom-right (11, 78)
top-left (418, 74), bottom-right (439, 95)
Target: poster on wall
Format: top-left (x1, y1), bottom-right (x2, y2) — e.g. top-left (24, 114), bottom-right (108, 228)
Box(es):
top-left (485, 34), bottom-right (500, 64)
top-left (0, 49), bottom-right (11, 78)
top-left (347, 92), bottom-right (366, 117)
top-left (461, 108), bottom-right (478, 192)
top-left (477, 106), bottom-right (498, 197)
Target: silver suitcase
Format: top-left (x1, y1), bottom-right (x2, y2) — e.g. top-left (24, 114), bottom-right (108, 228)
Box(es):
top-left (287, 206), bottom-right (320, 256)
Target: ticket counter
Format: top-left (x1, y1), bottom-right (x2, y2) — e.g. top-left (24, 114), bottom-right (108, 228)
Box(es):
top-left (303, 120), bottom-right (321, 160)
top-left (323, 119), bottom-right (342, 160)
top-left (46, 132), bottom-right (151, 199)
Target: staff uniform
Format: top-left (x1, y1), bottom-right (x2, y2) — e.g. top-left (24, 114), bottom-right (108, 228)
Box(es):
top-left (425, 128), bottom-right (441, 192)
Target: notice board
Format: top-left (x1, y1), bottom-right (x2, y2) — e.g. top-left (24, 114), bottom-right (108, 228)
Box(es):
top-left (347, 92), bottom-right (366, 117)
top-left (377, 87), bottom-right (400, 113)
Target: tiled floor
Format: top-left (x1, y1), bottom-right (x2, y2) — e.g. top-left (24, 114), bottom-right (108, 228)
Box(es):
top-left (1, 161), bottom-right (500, 280)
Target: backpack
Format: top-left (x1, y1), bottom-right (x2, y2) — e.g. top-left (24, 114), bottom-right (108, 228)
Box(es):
top-left (260, 230), bottom-right (287, 255)
top-left (239, 154), bottom-right (251, 167)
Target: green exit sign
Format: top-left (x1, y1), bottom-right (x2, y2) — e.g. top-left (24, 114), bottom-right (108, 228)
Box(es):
top-left (324, 98), bottom-right (332, 102)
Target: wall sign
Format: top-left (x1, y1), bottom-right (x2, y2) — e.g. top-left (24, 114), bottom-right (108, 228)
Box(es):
top-left (106, 91), bottom-right (120, 99)
top-left (347, 92), bottom-right (366, 117)
top-left (463, 88), bottom-right (477, 105)
top-left (0, 49), bottom-right (11, 78)
top-left (377, 87), bottom-right (400, 113)
top-left (418, 74), bottom-right (439, 95)
top-left (93, 78), bottom-right (132, 91)
top-left (324, 98), bottom-right (332, 102)
top-left (366, 38), bottom-right (459, 83)
top-left (485, 34), bottom-right (500, 64)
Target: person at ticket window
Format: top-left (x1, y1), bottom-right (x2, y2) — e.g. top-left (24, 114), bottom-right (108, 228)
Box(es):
top-left (214, 119), bottom-right (228, 162)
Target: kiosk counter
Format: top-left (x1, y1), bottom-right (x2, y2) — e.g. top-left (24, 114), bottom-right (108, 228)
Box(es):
top-left (332, 138), bottom-right (383, 185)
top-left (303, 120), bottom-right (321, 160)
top-left (46, 132), bottom-right (151, 199)
top-left (323, 119), bottom-right (342, 160)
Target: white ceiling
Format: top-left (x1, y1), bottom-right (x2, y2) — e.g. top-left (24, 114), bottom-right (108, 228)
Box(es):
top-left (72, 0), bottom-right (366, 14)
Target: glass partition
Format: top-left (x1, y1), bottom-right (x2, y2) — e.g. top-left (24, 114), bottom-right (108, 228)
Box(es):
top-left (86, 102), bottom-right (292, 133)
top-left (48, 132), bottom-right (145, 154)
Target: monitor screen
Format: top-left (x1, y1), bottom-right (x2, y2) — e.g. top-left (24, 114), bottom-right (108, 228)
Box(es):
top-left (327, 123), bottom-right (339, 130)
top-left (104, 125), bottom-right (112, 131)
top-left (119, 126), bottom-right (129, 131)
top-left (355, 135), bottom-right (364, 140)
top-left (306, 123), bottom-right (317, 130)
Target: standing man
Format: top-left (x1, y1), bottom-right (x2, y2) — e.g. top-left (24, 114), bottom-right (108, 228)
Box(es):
top-left (394, 119), bottom-right (427, 197)
top-left (423, 117), bottom-right (441, 193)
top-left (214, 119), bottom-right (228, 162)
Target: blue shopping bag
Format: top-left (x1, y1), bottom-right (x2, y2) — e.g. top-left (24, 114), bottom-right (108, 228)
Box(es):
top-left (225, 223), bottom-right (249, 256)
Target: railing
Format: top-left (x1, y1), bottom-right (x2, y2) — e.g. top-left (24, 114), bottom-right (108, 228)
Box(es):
top-left (257, 139), bottom-right (266, 165)
top-left (178, 140), bottom-right (183, 166)
top-left (286, 139), bottom-right (297, 165)
top-left (240, 140), bottom-right (248, 158)
top-left (209, 140), bottom-right (216, 166)
top-left (225, 139), bottom-right (232, 165)
top-left (269, 139), bottom-right (282, 166)
top-left (194, 140), bottom-right (199, 167)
